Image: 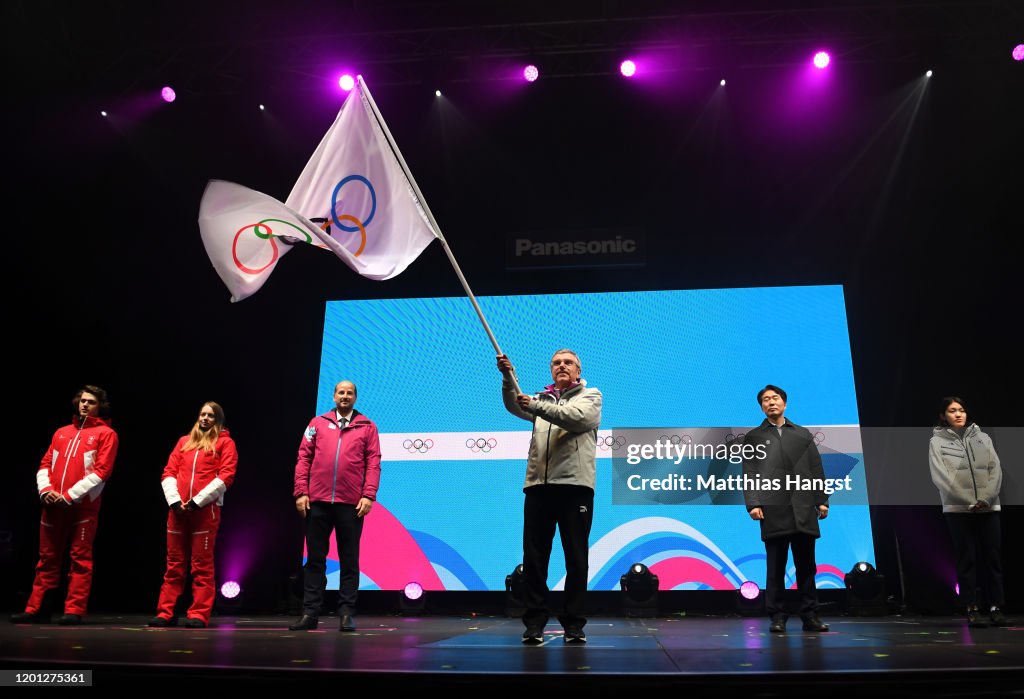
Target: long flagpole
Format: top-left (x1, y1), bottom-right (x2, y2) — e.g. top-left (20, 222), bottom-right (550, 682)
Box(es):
top-left (357, 75), bottom-right (523, 394)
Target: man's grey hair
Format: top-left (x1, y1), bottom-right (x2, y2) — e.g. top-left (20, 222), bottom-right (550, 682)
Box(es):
top-left (550, 348), bottom-right (581, 371)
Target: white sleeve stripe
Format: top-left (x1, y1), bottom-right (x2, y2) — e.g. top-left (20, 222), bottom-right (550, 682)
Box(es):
top-left (37, 469), bottom-right (52, 492)
top-left (192, 478), bottom-right (226, 507)
top-left (162, 477), bottom-right (181, 505)
top-left (67, 473), bottom-right (104, 502)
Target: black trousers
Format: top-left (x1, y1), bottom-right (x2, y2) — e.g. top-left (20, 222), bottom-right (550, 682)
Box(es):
top-left (945, 511), bottom-right (1003, 609)
top-left (522, 484), bottom-right (594, 630)
top-left (764, 534), bottom-right (818, 616)
top-left (302, 502), bottom-right (364, 617)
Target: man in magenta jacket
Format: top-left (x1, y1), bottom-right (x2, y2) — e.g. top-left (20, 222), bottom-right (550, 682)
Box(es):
top-left (289, 380), bottom-right (381, 632)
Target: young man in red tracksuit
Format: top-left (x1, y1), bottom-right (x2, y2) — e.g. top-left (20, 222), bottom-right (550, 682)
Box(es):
top-left (11, 385), bottom-right (118, 626)
top-left (289, 380), bottom-right (381, 633)
top-left (149, 401), bottom-right (238, 629)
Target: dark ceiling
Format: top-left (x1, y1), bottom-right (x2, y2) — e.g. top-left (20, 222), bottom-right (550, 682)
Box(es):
top-left (7, 0), bottom-right (1022, 96)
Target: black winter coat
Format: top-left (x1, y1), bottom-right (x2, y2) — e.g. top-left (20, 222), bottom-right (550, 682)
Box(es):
top-left (742, 419), bottom-right (828, 541)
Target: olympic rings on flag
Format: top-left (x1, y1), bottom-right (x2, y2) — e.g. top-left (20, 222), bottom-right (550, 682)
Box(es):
top-left (330, 175), bottom-right (375, 258)
top-left (232, 218), bottom-right (314, 274)
top-left (335, 214), bottom-right (367, 256)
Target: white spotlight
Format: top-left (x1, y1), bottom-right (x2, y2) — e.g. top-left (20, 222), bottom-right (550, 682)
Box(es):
top-left (100, 110), bottom-right (108, 117)
top-left (720, 79), bottom-right (726, 86)
top-left (925, 70), bottom-right (933, 77)
top-left (259, 104), bottom-right (265, 111)
top-left (435, 89), bottom-right (442, 97)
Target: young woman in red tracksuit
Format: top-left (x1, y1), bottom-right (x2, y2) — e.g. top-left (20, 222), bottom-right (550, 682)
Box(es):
top-left (149, 402), bottom-right (238, 628)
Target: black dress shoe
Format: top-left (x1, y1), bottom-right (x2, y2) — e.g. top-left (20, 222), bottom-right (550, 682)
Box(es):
top-left (769, 615), bottom-right (787, 633)
top-left (801, 614), bottom-right (829, 632)
top-left (184, 618), bottom-right (206, 628)
top-left (967, 607), bottom-right (989, 628)
top-left (563, 626), bottom-right (586, 643)
top-left (339, 614), bottom-right (356, 632)
top-left (522, 627), bottom-right (544, 644)
top-left (289, 614), bottom-right (319, 631)
top-left (56, 614), bottom-right (82, 626)
top-left (9, 611), bottom-right (50, 624)
top-left (989, 607), bottom-right (1007, 627)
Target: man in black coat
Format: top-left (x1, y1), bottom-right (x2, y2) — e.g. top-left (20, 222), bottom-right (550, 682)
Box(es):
top-left (742, 384), bottom-right (830, 633)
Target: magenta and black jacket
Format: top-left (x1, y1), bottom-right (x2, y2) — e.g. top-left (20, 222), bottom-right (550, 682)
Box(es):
top-left (293, 410), bottom-right (381, 505)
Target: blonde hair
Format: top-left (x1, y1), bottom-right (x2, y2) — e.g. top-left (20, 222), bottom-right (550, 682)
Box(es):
top-left (181, 402), bottom-right (225, 453)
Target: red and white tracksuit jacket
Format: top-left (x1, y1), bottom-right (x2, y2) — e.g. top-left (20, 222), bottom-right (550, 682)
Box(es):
top-left (27, 414), bottom-right (118, 615)
top-left (154, 429), bottom-right (238, 623)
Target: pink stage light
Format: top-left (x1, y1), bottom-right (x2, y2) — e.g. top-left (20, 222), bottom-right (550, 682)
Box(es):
top-left (1013, 44), bottom-right (1024, 61)
top-left (220, 581), bottom-right (241, 599)
top-left (403, 582), bottom-right (424, 601)
top-left (160, 86), bottom-right (176, 103)
top-left (812, 51), bottom-right (831, 69)
top-left (739, 581), bottom-right (761, 600)
top-left (523, 64), bottom-right (539, 82)
top-left (620, 59), bottom-right (637, 77)
top-left (339, 74), bottom-right (355, 91)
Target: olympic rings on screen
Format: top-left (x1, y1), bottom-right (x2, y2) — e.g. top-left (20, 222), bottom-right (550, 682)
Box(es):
top-left (465, 437), bottom-right (498, 453)
top-left (402, 438), bottom-right (435, 454)
top-left (655, 434), bottom-right (694, 446)
top-left (597, 435), bottom-right (626, 450)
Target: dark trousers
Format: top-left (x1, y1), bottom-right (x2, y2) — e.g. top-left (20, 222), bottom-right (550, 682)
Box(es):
top-left (945, 511), bottom-right (1003, 609)
top-left (522, 485), bottom-right (593, 630)
top-left (302, 502), bottom-right (364, 617)
top-left (764, 534), bottom-right (818, 616)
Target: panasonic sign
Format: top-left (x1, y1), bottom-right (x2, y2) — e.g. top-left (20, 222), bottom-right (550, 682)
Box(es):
top-left (506, 230), bottom-right (645, 269)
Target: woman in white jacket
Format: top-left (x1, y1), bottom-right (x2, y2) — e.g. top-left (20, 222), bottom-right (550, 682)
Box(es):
top-left (929, 396), bottom-right (1004, 628)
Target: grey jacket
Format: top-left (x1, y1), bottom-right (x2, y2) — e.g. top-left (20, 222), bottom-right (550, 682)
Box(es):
top-left (929, 423), bottom-right (1002, 513)
top-left (502, 376), bottom-right (602, 491)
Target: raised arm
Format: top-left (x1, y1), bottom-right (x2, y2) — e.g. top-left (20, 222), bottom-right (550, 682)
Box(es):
top-left (498, 354), bottom-right (534, 422)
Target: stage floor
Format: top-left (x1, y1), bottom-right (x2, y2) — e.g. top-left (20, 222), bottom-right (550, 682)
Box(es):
top-left (2, 613), bottom-right (1023, 692)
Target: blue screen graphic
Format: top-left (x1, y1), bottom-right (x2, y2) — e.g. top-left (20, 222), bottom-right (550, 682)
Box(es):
top-left (314, 285), bottom-right (875, 591)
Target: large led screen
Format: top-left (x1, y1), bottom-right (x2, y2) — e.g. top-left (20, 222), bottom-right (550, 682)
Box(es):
top-left (310, 285), bottom-right (874, 592)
